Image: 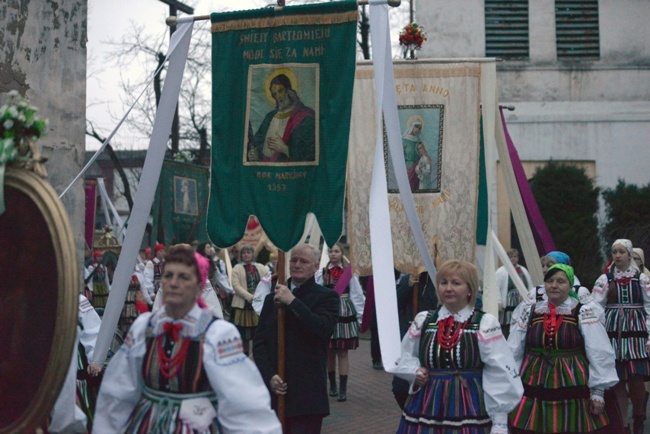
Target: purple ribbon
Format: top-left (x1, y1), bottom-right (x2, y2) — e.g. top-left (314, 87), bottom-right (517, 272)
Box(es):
top-left (361, 276), bottom-right (374, 333)
top-left (333, 264), bottom-right (353, 296)
top-left (499, 107), bottom-right (555, 254)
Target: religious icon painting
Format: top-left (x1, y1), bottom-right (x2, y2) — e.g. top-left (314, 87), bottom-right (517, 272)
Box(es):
top-left (384, 104), bottom-right (444, 194)
top-left (173, 176), bottom-right (199, 216)
top-left (244, 63), bottom-right (320, 167)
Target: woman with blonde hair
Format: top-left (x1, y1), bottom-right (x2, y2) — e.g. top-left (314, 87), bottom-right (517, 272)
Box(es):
top-left (394, 259), bottom-right (523, 433)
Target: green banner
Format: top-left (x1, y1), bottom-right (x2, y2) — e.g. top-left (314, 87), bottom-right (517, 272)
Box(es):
top-left (152, 160), bottom-right (210, 245)
top-left (208, 1), bottom-right (358, 251)
top-left (476, 119), bottom-right (488, 245)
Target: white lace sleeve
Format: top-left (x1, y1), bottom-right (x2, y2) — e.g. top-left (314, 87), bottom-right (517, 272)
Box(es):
top-left (507, 299), bottom-right (534, 369)
top-left (478, 313), bottom-right (524, 426)
top-left (349, 275), bottom-right (365, 322)
top-left (579, 303), bottom-right (618, 396)
top-left (640, 273), bottom-right (650, 333)
top-left (393, 311), bottom-right (429, 391)
top-left (203, 321), bottom-right (282, 433)
top-left (591, 274), bottom-right (609, 307)
top-left (93, 313), bottom-right (150, 433)
top-left (252, 273), bottom-right (273, 316)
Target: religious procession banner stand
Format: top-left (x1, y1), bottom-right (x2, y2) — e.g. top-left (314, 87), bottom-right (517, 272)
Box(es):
top-left (152, 159), bottom-right (210, 245)
top-left (208, 1), bottom-right (358, 252)
top-left (348, 59), bottom-right (482, 275)
top-left (208, 1), bottom-right (359, 427)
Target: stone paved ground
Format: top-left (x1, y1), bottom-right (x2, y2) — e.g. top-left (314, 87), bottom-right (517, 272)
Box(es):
top-left (321, 337), bottom-right (402, 434)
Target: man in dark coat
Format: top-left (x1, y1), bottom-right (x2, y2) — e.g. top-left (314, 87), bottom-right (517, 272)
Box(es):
top-left (254, 244), bottom-right (339, 434)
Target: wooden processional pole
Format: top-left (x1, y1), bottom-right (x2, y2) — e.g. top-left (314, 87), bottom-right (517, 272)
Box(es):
top-left (275, 251), bottom-right (287, 430)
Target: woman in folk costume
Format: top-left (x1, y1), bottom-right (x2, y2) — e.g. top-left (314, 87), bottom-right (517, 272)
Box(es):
top-left (86, 250), bottom-right (111, 311)
top-left (119, 271), bottom-right (142, 335)
top-left (315, 242), bottom-right (365, 402)
top-left (93, 244), bottom-right (281, 434)
top-left (633, 248), bottom-right (650, 276)
top-left (394, 260), bottom-right (523, 434)
top-left (532, 251), bottom-right (595, 305)
top-left (508, 264), bottom-right (618, 433)
top-left (231, 245), bottom-right (268, 355)
top-left (592, 239), bottom-right (650, 434)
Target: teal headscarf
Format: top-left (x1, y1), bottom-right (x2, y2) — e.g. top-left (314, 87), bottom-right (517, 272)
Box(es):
top-left (545, 264), bottom-right (579, 301)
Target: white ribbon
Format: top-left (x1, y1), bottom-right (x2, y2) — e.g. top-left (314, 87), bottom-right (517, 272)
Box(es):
top-left (368, 2), bottom-right (438, 371)
top-left (91, 20), bottom-right (194, 365)
top-left (491, 229), bottom-right (530, 300)
top-left (479, 62), bottom-right (499, 317)
top-left (97, 178), bottom-right (125, 243)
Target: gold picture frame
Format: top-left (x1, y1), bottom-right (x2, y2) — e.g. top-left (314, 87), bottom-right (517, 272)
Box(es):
top-left (0, 167), bottom-right (78, 433)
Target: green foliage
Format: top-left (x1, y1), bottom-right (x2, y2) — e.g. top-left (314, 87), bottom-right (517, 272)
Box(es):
top-left (529, 161), bottom-right (602, 285)
top-left (602, 180), bottom-right (650, 257)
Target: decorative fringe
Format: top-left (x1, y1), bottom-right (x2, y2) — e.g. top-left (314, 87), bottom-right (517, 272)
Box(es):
top-left (212, 11), bottom-right (358, 33)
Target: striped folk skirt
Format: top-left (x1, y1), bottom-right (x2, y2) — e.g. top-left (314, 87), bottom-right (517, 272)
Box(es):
top-left (125, 387), bottom-right (219, 433)
top-left (231, 303), bottom-right (258, 340)
top-left (397, 369), bottom-right (491, 434)
top-left (329, 294), bottom-right (359, 350)
top-left (605, 304), bottom-right (650, 380)
top-left (509, 348), bottom-right (609, 433)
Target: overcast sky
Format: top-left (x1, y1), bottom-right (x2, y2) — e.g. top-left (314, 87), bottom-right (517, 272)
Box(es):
top-left (86, 0), bottom-right (407, 151)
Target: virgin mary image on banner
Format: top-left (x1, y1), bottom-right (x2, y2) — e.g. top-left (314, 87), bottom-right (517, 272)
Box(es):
top-left (173, 176), bottom-right (198, 215)
top-left (245, 64), bottom-right (319, 166)
top-left (386, 105), bottom-right (443, 193)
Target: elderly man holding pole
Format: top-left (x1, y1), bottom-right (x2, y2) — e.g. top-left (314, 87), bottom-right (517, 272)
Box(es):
top-left (253, 244), bottom-right (339, 434)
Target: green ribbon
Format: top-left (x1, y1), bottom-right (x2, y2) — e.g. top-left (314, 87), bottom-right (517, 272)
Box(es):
top-left (547, 263), bottom-right (579, 301)
top-left (0, 138), bottom-right (18, 216)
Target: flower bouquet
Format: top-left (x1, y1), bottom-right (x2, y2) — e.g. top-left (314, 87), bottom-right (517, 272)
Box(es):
top-left (399, 22), bottom-right (428, 59)
top-left (0, 90), bottom-right (48, 214)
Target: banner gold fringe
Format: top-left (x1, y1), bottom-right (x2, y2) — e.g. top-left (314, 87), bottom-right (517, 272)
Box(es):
top-left (356, 65), bottom-right (481, 80)
top-left (211, 10), bottom-right (359, 33)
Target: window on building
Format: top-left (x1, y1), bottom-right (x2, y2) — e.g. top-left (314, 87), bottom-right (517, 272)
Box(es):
top-left (555, 0), bottom-right (600, 59)
top-left (485, 0), bottom-right (530, 60)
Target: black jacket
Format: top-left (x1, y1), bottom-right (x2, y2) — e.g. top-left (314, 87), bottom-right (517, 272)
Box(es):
top-left (253, 276), bottom-right (339, 417)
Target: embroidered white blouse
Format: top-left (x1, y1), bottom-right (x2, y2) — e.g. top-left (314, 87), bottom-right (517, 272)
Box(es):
top-left (393, 306), bottom-right (523, 428)
top-left (592, 267), bottom-right (650, 332)
top-left (93, 304), bottom-right (281, 434)
top-left (508, 296), bottom-right (618, 401)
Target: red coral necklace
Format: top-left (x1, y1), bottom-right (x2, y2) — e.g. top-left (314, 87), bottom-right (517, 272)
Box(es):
top-left (436, 315), bottom-right (467, 350)
top-left (157, 322), bottom-right (191, 379)
top-left (543, 304), bottom-right (563, 338)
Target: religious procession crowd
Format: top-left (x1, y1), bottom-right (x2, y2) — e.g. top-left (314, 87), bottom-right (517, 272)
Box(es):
top-left (48, 237), bottom-right (650, 434)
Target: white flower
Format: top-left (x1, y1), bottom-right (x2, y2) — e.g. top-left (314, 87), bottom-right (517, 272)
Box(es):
top-left (3, 119), bottom-right (14, 130)
top-left (0, 104), bottom-right (6, 114)
top-left (17, 113), bottom-right (26, 122)
top-left (8, 106), bottom-right (18, 118)
top-left (7, 90), bottom-right (19, 97)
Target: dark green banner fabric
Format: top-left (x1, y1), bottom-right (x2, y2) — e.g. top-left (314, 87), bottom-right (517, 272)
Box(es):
top-left (152, 160), bottom-right (210, 245)
top-left (208, 1), bottom-right (358, 251)
top-left (476, 120), bottom-right (488, 245)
